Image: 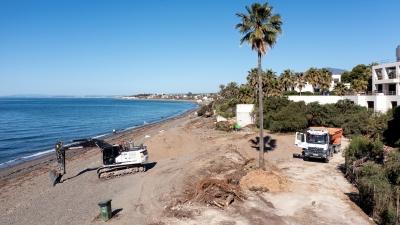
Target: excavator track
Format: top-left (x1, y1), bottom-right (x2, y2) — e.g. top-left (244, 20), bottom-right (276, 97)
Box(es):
top-left (97, 165), bottom-right (146, 181)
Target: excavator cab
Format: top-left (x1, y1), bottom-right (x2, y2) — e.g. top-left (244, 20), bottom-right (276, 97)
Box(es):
top-left (102, 146), bottom-right (120, 165)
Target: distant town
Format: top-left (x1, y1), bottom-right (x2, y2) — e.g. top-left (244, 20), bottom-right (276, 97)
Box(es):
top-left (117, 92), bottom-right (216, 102)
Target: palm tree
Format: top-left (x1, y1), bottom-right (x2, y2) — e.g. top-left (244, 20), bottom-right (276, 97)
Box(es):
top-left (236, 2), bottom-right (282, 168)
top-left (294, 72), bottom-right (306, 95)
top-left (267, 79), bottom-right (282, 97)
top-left (263, 69), bottom-right (278, 97)
top-left (351, 79), bottom-right (361, 94)
top-left (246, 68), bottom-right (259, 103)
top-left (319, 68), bottom-right (333, 95)
top-left (238, 84), bottom-right (254, 104)
top-left (333, 82), bottom-right (348, 97)
top-left (218, 84), bottom-right (226, 99)
top-left (304, 67), bottom-right (322, 94)
top-left (225, 82), bottom-right (239, 99)
top-left (359, 79), bottom-right (368, 93)
top-left (279, 69), bottom-right (294, 91)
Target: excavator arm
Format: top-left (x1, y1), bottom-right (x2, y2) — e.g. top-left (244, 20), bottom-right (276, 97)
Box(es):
top-left (49, 138), bottom-right (112, 186)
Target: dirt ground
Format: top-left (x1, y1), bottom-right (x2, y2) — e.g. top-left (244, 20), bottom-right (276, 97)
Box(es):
top-left (0, 114), bottom-right (375, 225)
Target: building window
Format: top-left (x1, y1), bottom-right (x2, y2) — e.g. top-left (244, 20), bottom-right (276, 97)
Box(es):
top-left (391, 101), bottom-right (397, 108)
top-left (367, 101), bottom-right (374, 109)
top-left (334, 78), bottom-right (339, 84)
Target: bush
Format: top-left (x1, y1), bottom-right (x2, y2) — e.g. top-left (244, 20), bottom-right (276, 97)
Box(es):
top-left (343, 136), bottom-right (383, 173)
top-left (384, 150), bottom-right (400, 185)
top-left (217, 98), bottom-right (238, 118)
top-left (301, 91), bottom-right (313, 95)
top-left (215, 121), bottom-right (230, 131)
top-left (282, 90), bottom-right (298, 96)
top-left (197, 105), bottom-right (209, 117)
top-left (269, 101), bottom-right (308, 132)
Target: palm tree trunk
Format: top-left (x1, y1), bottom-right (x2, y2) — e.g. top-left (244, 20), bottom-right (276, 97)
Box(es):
top-left (258, 52), bottom-right (264, 169)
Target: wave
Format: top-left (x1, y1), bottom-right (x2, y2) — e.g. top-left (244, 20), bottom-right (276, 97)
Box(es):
top-left (0, 148), bottom-right (55, 169)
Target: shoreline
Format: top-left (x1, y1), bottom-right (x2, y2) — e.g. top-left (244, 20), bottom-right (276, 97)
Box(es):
top-left (0, 99), bottom-right (202, 170)
top-left (0, 107), bottom-right (199, 185)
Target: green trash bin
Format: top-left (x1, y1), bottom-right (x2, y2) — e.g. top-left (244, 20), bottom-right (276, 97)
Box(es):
top-left (98, 199), bottom-right (112, 221)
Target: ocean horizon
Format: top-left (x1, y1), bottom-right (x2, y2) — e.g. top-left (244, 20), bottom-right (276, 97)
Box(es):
top-left (0, 98), bottom-right (198, 169)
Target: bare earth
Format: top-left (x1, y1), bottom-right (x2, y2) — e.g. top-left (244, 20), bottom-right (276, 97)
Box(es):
top-left (0, 114), bottom-right (374, 225)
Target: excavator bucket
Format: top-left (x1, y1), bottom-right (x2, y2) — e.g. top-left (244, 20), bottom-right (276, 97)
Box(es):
top-left (50, 169), bottom-right (62, 186)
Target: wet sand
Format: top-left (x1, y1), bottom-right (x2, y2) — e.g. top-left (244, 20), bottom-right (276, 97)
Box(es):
top-left (0, 107), bottom-right (200, 186)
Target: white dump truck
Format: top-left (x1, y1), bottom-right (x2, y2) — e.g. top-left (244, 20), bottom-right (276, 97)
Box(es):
top-left (295, 127), bottom-right (343, 163)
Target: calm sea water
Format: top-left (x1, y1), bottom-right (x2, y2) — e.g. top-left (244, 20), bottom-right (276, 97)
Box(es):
top-left (0, 98), bottom-right (197, 169)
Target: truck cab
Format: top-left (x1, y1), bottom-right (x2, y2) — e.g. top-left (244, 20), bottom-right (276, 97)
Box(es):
top-left (295, 127), bottom-right (341, 162)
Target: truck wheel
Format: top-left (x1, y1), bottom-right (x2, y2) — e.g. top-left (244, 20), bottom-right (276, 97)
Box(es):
top-left (325, 157), bottom-right (330, 163)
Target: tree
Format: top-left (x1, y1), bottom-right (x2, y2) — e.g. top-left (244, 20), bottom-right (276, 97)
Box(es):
top-left (304, 67), bottom-right (322, 94)
top-left (341, 71), bottom-right (351, 83)
top-left (351, 79), bottom-right (362, 94)
top-left (279, 69), bottom-right (294, 91)
top-left (246, 68), bottom-right (259, 103)
top-left (263, 69), bottom-right (279, 97)
top-left (218, 84), bottom-right (227, 99)
top-left (236, 2), bottom-right (282, 168)
top-left (225, 82), bottom-right (239, 99)
top-left (320, 68), bottom-right (333, 95)
top-left (333, 82), bottom-right (348, 97)
top-left (238, 84), bottom-right (254, 104)
top-left (294, 72), bottom-right (306, 95)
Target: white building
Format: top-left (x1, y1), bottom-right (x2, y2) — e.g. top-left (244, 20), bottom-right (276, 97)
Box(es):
top-left (289, 47), bottom-right (400, 112)
top-left (293, 73), bottom-right (345, 93)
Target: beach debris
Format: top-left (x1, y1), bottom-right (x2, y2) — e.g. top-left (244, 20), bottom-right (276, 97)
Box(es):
top-left (159, 130), bottom-right (164, 133)
top-left (145, 135), bottom-right (150, 138)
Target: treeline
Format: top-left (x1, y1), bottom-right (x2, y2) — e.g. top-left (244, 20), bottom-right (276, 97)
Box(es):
top-left (210, 63), bottom-right (400, 224)
top-left (217, 64), bottom-right (376, 103)
top-left (255, 98), bottom-right (399, 142)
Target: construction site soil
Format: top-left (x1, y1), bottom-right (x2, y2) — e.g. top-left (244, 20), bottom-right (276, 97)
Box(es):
top-left (0, 114), bottom-right (375, 225)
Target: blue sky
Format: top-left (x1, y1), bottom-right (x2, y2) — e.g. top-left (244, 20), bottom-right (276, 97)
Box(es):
top-left (1, 0), bottom-right (399, 96)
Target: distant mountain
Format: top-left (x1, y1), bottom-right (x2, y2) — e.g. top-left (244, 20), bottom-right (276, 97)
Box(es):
top-left (326, 67), bottom-right (347, 75)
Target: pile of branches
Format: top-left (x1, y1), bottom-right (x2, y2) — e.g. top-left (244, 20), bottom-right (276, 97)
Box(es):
top-left (186, 176), bottom-right (245, 210)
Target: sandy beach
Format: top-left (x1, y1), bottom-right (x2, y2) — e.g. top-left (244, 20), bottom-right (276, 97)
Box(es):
top-left (0, 111), bottom-right (373, 225)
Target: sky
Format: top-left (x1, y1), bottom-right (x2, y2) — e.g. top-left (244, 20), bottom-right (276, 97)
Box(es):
top-left (1, 0), bottom-right (399, 96)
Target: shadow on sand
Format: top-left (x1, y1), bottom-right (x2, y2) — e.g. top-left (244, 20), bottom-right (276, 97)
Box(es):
top-left (249, 135), bottom-right (277, 152)
top-left (145, 162), bottom-right (157, 171)
top-left (112, 208), bottom-right (123, 216)
top-left (60, 162), bottom-right (157, 184)
top-left (61, 167), bottom-right (99, 183)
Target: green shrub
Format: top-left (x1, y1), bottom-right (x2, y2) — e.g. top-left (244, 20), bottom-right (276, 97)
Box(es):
top-left (197, 105), bottom-right (209, 117)
top-left (215, 121), bottom-right (230, 131)
top-left (357, 167), bottom-right (393, 217)
top-left (343, 136), bottom-right (383, 173)
top-left (301, 91), bottom-right (313, 95)
top-left (282, 90), bottom-right (298, 96)
top-left (384, 150), bottom-right (400, 185)
top-left (269, 101), bottom-right (308, 132)
top-left (218, 98), bottom-right (238, 118)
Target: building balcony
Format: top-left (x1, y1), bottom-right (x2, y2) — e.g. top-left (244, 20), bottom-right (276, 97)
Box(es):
top-left (364, 90), bottom-right (397, 96)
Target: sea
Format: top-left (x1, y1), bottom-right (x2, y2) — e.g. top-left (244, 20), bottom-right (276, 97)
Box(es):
top-left (0, 98), bottom-right (198, 169)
